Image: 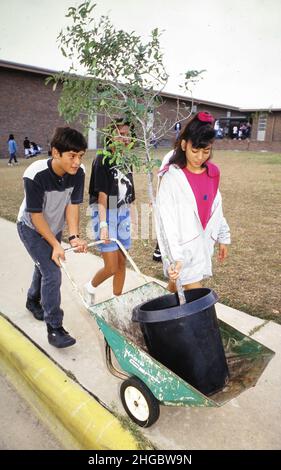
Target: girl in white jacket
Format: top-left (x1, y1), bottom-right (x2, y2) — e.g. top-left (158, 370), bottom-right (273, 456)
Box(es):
top-left (156, 111), bottom-right (230, 292)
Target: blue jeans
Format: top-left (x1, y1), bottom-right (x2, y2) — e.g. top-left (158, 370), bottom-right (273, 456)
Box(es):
top-left (9, 152), bottom-right (18, 163)
top-left (17, 222), bottom-right (63, 328)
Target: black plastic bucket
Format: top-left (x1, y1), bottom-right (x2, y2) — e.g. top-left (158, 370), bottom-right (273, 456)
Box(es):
top-left (132, 288), bottom-right (229, 396)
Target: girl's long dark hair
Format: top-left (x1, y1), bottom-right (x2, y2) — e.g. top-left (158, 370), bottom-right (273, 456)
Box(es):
top-left (169, 112), bottom-right (216, 169)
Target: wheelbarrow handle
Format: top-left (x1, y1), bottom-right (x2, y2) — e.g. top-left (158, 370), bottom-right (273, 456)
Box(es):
top-left (64, 237), bottom-right (149, 283)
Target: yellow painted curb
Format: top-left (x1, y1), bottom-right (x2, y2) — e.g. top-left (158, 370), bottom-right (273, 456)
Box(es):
top-left (0, 315), bottom-right (142, 450)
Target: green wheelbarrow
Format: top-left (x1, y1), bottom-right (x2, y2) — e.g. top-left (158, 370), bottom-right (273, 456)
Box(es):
top-left (63, 239), bottom-right (275, 428)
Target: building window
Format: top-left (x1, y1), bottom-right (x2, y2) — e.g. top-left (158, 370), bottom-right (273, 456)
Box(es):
top-left (226, 111), bottom-right (231, 118)
top-left (257, 112), bottom-right (267, 141)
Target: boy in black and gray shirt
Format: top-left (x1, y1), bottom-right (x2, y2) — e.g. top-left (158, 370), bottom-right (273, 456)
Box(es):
top-left (17, 127), bottom-right (87, 348)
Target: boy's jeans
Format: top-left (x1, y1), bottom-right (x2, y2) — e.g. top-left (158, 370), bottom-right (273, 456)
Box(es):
top-left (17, 222), bottom-right (63, 328)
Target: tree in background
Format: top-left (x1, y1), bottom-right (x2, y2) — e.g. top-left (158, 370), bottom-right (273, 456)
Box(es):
top-left (47, 0), bottom-right (204, 302)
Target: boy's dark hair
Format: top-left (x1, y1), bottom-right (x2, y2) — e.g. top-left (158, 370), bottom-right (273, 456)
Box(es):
top-left (9, 134), bottom-right (14, 140)
top-left (169, 112), bottom-right (216, 168)
top-left (50, 127), bottom-right (87, 154)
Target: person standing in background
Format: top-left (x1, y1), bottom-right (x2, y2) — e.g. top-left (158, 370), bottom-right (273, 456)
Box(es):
top-left (8, 134), bottom-right (18, 166)
top-left (175, 121), bottom-right (182, 141)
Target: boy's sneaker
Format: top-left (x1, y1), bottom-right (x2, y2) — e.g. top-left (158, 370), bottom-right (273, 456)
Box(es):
top-left (83, 281), bottom-right (96, 307)
top-left (47, 324), bottom-right (76, 348)
top-left (152, 247), bottom-right (162, 262)
top-left (26, 298), bottom-right (44, 321)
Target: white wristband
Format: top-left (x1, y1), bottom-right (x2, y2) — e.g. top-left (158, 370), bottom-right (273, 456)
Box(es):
top-left (100, 221), bottom-right (108, 229)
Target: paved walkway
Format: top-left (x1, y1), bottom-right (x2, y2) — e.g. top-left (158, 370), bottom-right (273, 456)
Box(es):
top-left (0, 217), bottom-right (280, 449)
top-left (0, 368), bottom-right (63, 450)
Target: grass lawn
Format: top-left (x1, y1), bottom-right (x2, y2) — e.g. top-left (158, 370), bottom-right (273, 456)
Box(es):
top-left (0, 149), bottom-right (280, 323)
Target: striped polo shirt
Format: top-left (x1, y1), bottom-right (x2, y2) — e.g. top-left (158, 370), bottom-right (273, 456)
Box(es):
top-left (18, 158), bottom-right (85, 235)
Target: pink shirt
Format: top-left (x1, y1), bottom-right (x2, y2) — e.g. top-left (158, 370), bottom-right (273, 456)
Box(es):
top-left (182, 162), bottom-right (220, 229)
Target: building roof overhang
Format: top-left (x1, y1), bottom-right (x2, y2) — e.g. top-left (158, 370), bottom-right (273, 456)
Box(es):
top-left (1, 59), bottom-right (280, 113)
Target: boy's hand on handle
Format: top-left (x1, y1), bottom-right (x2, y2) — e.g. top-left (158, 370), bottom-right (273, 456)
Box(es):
top-left (70, 237), bottom-right (88, 253)
top-left (168, 261), bottom-right (183, 282)
top-left (218, 243), bottom-right (228, 262)
top-left (100, 226), bottom-right (110, 244)
top-left (52, 242), bottom-right (66, 267)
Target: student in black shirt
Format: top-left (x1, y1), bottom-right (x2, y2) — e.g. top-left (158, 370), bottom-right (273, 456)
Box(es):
top-left (23, 137), bottom-right (32, 158)
top-left (84, 119), bottom-right (136, 305)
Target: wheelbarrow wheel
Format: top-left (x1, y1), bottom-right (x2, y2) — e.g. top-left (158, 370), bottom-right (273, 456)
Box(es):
top-left (120, 376), bottom-right (160, 428)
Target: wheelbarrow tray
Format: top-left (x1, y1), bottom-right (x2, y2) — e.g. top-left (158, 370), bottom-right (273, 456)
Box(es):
top-left (89, 281), bottom-right (275, 407)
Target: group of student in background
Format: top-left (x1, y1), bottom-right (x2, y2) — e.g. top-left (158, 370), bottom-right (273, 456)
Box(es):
top-left (23, 136), bottom-right (42, 157)
top-left (7, 134), bottom-right (42, 165)
top-left (214, 120), bottom-right (252, 140)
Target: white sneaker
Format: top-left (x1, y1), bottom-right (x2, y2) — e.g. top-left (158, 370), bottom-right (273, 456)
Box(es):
top-left (83, 281), bottom-right (96, 307)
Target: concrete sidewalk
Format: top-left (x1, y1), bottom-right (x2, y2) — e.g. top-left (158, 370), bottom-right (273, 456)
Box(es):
top-left (0, 217), bottom-right (280, 450)
top-left (0, 368), bottom-right (63, 450)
